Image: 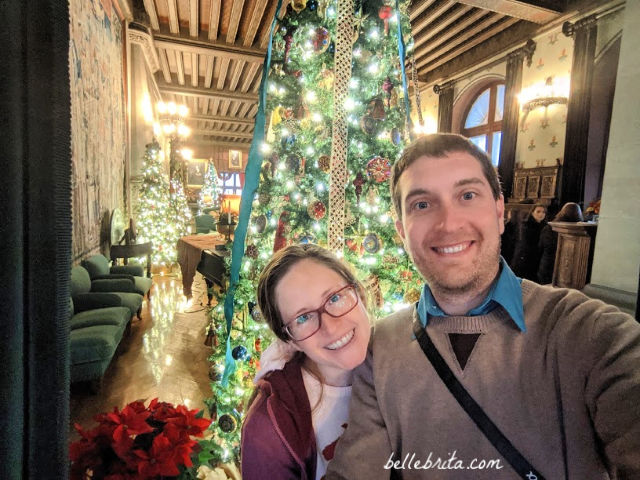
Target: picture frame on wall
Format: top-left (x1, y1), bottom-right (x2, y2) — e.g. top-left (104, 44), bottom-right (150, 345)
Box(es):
top-left (187, 159), bottom-right (207, 187)
top-left (229, 150), bottom-right (242, 169)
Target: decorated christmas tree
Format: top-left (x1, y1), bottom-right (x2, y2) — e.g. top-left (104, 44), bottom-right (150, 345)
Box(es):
top-left (202, 0), bottom-right (421, 465)
top-left (198, 161), bottom-right (222, 213)
top-left (136, 139), bottom-right (181, 265)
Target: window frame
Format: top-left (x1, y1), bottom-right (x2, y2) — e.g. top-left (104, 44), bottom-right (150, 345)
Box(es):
top-left (461, 81), bottom-right (504, 162)
top-left (220, 172), bottom-right (242, 195)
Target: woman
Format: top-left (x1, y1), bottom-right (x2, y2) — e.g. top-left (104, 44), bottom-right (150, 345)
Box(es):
top-left (537, 202), bottom-right (583, 284)
top-left (511, 203), bottom-right (547, 280)
top-left (241, 244), bottom-right (371, 480)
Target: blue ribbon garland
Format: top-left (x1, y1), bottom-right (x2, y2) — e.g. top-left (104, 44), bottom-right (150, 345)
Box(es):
top-left (222, 0), bottom-right (283, 386)
top-left (395, 0), bottom-right (414, 139)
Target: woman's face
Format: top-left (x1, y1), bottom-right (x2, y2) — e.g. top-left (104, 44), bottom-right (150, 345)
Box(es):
top-left (275, 259), bottom-right (370, 386)
top-left (532, 206), bottom-right (546, 223)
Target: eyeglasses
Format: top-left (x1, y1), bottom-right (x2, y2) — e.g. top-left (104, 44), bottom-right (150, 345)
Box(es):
top-left (283, 284), bottom-right (359, 341)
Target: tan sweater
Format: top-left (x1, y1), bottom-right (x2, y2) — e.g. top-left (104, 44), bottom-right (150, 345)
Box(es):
top-left (326, 281), bottom-right (640, 479)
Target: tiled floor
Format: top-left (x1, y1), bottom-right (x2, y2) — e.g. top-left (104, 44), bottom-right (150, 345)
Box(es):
top-left (70, 272), bottom-right (214, 434)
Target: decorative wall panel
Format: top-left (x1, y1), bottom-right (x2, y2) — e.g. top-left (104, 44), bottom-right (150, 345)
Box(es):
top-left (69, 0), bottom-right (126, 261)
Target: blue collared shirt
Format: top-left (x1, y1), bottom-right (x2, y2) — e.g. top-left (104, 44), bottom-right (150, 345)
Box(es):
top-left (416, 257), bottom-right (526, 332)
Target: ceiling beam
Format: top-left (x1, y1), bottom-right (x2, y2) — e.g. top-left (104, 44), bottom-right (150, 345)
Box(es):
top-left (158, 83), bottom-right (259, 104)
top-left (209, 0), bottom-right (221, 40)
top-left (420, 21), bottom-right (539, 83)
top-left (245, 0), bottom-right (269, 47)
top-left (192, 129), bottom-right (255, 140)
top-left (416, 12), bottom-right (501, 70)
top-left (412, 0), bottom-right (457, 37)
top-left (143, 0), bottom-right (159, 30)
top-left (189, 114), bottom-right (255, 126)
top-left (217, 57), bottom-right (230, 90)
top-left (175, 50), bottom-right (185, 85)
top-left (189, 0), bottom-right (198, 37)
top-left (419, 17), bottom-right (521, 73)
top-left (191, 52), bottom-right (198, 87)
top-left (413, 5), bottom-right (474, 50)
top-left (167, 0), bottom-right (179, 34)
top-left (154, 35), bottom-right (266, 63)
top-left (409, 0), bottom-right (438, 21)
top-left (227, 0), bottom-right (246, 44)
top-left (457, 0), bottom-right (561, 23)
top-left (187, 140), bottom-right (251, 151)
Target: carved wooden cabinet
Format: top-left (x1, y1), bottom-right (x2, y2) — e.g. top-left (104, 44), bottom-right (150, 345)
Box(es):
top-left (509, 164), bottom-right (560, 203)
top-left (549, 222), bottom-right (598, 290)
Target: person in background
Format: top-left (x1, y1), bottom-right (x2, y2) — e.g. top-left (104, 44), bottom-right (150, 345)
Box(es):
top-left (500, 208), bottom-right (521, 265)
top-left (537, 202), bottom-right (584, 284)
top-left (241, 244), bottom-right (371, 480)
top-left (510, 203), bottom-right (547, 280)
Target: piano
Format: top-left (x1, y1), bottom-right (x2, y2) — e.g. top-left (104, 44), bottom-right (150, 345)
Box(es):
top-left (196, 248), bottom-right (228, 305)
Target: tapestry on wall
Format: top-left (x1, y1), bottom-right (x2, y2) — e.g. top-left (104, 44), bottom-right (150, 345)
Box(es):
top-left (69, 0), bottom-right (126, 260)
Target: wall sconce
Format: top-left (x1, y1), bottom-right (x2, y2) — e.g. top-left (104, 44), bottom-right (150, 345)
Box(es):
top-left (518, 76), bottom-right (569, 128)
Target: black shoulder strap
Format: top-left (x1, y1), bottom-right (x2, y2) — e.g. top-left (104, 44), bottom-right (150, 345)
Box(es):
top-left (412, 319), bottom-right (545, 480)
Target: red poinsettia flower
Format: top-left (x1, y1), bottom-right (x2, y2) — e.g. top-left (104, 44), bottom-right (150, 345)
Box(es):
top-left (165, 405), bottom-right (212, 436)
top-left (133, 432), bottom-right (181, 477)
top-left (147, 397), bottom-right (178, 421)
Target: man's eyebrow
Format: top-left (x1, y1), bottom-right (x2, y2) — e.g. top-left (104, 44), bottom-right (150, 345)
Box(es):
top-left (404, 188), bottom-right (432, 202)
top-left (454, 177), bottom-right (486, 188)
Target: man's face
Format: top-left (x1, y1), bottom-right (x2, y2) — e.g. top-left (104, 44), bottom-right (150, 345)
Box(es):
top-left (395, 152), bottom-right (505, 296)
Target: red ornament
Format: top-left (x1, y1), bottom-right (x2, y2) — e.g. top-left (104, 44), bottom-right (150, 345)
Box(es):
top-left (273, 211), bottom-right (289, 253)
top-left (308, 200), bottom-right (326, 220)
top-left (312, 27), bottom-right (331, 53)
top-left (379, 6), bottom-right (393, 35)
top-left (366, 156), bottom-right (391, 183)
top-left (254, 338), bottom-right (262, 353)
top-left (353, 172), bottom-right (365, 203)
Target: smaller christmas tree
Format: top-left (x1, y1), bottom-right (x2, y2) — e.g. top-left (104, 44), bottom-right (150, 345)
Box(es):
top-left (199, 161), bottom-right (222, 214)
top-left (168, 142), bottom-right (193, 240)
top-left (137, 139), bottom-right (179, 265)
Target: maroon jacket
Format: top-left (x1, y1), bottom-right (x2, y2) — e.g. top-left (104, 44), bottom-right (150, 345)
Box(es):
top-left (241, 357), bottom-right (317, 480)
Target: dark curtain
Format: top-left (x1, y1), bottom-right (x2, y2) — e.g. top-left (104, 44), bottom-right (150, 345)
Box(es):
top-left (561, 16), bottom-right (598, 205)
top-left (499, 41), bottom-right (535, 199)
top-left (436, 84), bottom-right (454, 133)
top-left (0, 1), bottom-right (71, 478)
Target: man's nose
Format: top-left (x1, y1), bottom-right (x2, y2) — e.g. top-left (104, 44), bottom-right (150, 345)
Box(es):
top-left (434, 203), bottom-right (462, 232)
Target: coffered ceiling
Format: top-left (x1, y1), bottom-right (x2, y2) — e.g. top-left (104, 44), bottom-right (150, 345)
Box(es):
top-left (128, 0), bottom-right (569, 151)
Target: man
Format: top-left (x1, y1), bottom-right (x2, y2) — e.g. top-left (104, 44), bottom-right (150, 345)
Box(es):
top-left (326, 134), bottom-right (640, 479)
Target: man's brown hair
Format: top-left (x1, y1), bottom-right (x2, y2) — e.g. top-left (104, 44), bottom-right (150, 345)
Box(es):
top-left (390, 133), bottom-right (502, 219)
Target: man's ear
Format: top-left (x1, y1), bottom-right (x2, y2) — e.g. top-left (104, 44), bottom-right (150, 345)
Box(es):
top-left (395, 218), bottom-right (405, 241)
top-left (496, 194), bottom-right (505, 235)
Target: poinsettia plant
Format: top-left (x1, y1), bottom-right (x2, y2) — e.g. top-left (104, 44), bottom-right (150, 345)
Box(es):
top-left (70, 399), bottom-right (212, 480)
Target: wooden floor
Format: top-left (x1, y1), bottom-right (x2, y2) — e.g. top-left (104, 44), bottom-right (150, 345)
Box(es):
top-left (70, 271), bottom-right (214, 434)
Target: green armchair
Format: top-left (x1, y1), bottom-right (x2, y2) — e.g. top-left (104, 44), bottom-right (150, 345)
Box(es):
top-left (71, 265), bottom-right (143, 319)
top-left (82, 254), bottom-right (152, 298)
top-left (195, 214), bottom-right (216, 234)
top-left (68, 296), bottom-right (131, 392)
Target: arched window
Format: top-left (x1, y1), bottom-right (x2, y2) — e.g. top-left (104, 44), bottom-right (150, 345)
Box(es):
top-left (462, 82), bottom-right (504, 166)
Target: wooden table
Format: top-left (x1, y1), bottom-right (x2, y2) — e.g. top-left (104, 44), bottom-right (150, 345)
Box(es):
top-left (177, 234), bottom-right (226, 297)
top-left (110, 242), bottom-right (153, 277)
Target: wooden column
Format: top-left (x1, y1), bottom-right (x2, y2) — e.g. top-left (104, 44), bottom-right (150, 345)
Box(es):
top-left (434, 81), bottom-right (454, 133)
top-left (549, 221), bottom-right (598, 290)
top-left (499, 40), bottom-right (536, 199)
top-left (561, 16), bottom-right (598, 205)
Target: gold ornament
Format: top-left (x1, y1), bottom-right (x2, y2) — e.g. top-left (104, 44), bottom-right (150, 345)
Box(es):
top-left (291, 0), bottom-right (307, 13)
top-left (404, 288), bottom-right (421, 304)
top-left (318, 155), bottom-right (330, 172)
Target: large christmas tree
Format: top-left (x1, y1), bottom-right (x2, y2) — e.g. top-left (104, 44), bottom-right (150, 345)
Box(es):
top-left (198, 160), bottom-right (222, 213)
top-left (136, 140), bottom-right (181, 265)
top-left (202, 0), bottom-right (421, 465)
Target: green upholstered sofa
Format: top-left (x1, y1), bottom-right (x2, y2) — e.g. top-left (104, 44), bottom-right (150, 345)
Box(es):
top-left (68, 294), bottom-right (131, 392)
top-left (71, 265), bottom-right (144, 319)
top-left (82, 254), bottom-right (152, 298)
top-left (195, 214), bottom-right (216, 234)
